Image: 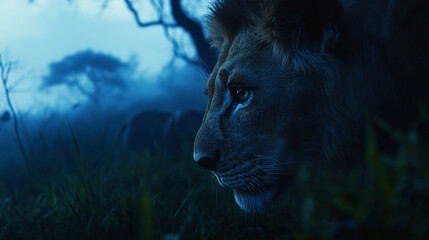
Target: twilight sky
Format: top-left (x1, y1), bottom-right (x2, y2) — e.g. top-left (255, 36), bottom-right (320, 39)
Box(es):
top-left (0, 0), bottom-right (209, 113)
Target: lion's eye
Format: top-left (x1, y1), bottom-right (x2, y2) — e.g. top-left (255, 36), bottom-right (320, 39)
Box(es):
top-left (230, 87), bottom-right (250, 102)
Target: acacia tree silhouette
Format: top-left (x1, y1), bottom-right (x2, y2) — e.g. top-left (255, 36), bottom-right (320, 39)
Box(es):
top-left (0, 54), bottom-right (29, 170)
top-left (42, 50), bottom-right (130, 105)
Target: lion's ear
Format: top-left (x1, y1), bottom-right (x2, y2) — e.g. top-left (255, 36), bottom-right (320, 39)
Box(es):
top-left (266, 0), bottom-right (342, 53)
top-left (321, 24), bottom-right (340, 52)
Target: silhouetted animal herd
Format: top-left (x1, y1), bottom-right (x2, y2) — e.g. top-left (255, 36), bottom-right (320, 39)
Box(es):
top-left (118, 110), bottom-right (203, 154)
top-left (0, 109), bottom-right (202, 154)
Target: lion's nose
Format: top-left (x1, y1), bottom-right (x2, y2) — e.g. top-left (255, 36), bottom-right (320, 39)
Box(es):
top-left (193, 150), bottom-right (220, 171)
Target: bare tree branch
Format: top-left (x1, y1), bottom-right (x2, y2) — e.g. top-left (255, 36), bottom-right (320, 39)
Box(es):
top-left (161, 21), bottom-right (202, 66)
top-left (124, 0), bottom-right (178, 28)
top-left (0, 54), bottom-right (30, 171)
top-left (124, 0), bottom-right (216, 71)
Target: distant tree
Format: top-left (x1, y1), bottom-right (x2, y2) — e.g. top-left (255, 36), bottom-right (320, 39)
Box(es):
top-left (0, 53), bottom-right (29, 169)
top-left (43, 50), bottom-right (131, 104)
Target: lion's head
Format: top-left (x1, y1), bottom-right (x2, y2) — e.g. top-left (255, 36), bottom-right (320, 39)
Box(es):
top-left (193, 0), bottom-right (375, 212)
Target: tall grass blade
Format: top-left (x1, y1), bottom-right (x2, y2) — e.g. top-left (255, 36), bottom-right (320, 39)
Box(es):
top-left (140, 188), bottom-right (155, 240)
top-left (67, 122), bottom-right (91, 208)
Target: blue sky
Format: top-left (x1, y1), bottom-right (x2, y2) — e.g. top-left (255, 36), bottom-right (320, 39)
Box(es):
top-left (0, 0), bottom-right (208, 113)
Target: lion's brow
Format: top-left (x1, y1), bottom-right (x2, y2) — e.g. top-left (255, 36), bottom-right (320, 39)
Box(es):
top-left (218, 69), bottom-right (229, 86)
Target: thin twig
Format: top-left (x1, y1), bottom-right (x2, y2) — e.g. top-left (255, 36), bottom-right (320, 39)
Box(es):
top-left (123, 0), bottom-right (204, 67)
top-left (124, 0), bottom-right (178, 28)
top-left (0, 54), bottom-right (30, 171)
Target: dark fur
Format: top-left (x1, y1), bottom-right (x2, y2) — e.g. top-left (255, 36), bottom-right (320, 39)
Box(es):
top-left (195, 0), bottom-right (429, 211)
top-left (209, 0), bottom-right (341, 50)
top-left (207, 0), bottom-right (429, 162)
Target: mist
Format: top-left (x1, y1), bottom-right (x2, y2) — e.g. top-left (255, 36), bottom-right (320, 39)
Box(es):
top-left (0, 0), bottom-right (209, 168)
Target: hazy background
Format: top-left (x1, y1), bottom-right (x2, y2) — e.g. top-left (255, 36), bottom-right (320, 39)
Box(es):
top-left (0, 0), bottom-right (213, 165)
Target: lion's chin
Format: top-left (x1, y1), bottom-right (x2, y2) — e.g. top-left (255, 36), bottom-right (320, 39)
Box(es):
top-left (233, 187), bottom-right (279, 212)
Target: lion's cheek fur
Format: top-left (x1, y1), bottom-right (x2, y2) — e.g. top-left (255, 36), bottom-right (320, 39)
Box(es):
top-left (233, 187), bottom-right (279, 212)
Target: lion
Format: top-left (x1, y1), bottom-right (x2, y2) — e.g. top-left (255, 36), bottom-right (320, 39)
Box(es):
top-left (192, 0), bottom-right (429, 212)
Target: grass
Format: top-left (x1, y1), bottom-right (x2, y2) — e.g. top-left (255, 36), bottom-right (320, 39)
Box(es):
top-left (0, 119), bottom-right (428, 239)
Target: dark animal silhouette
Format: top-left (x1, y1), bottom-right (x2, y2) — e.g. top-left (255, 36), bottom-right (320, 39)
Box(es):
top-left (0, 111), bottom-right (10, 123)
top-left (119, 110), bottom-right (203, 154)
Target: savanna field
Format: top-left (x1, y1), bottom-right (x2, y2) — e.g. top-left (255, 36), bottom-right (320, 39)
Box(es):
top-left (0, 113), bottom-right (428, 240)
top-left (0, 0), bottom-right (428, 239)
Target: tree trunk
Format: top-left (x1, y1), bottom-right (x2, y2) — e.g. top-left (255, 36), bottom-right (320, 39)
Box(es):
top-left (170, 0), bottom-right (217, 71)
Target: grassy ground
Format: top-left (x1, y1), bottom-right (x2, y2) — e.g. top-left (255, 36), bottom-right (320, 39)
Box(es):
top-left (0, 121), bottom-right (428, 239)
